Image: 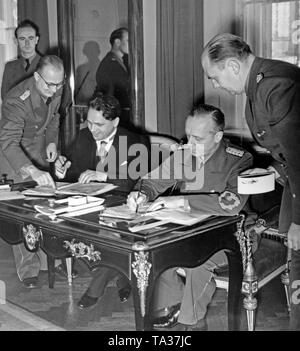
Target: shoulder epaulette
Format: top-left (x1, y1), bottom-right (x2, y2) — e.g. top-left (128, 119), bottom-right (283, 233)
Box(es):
top-left (256, 72), bottom-right (264, 84)
top-left (226, 146), bottom-right (244, 158)
top-left (19, 90), bottom-right (30, 101)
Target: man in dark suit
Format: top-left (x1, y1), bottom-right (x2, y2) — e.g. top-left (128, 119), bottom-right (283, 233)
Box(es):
top-left (0, 55), bottom-right (65, 288)
top-left (202, 33), bottom-right (300, 330)
top-left (55, 93), bottom-right (151, 308)
top-left (94, 28), bottom-right (131, 126)
top-left (1, 19), bottom-right (42, 100)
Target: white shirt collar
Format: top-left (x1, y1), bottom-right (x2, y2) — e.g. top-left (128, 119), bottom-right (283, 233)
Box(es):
top-left (96, 128), bottom-right (117, 154)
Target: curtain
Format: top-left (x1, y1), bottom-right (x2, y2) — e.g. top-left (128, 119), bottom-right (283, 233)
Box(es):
top-left (157, 0), bottom-right (204, 139)
top-left (17, 0), bottom-right (50, 55)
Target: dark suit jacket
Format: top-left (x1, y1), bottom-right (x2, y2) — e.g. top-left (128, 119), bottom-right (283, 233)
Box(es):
top-left (245, 57), bottom-right (300, 228)
top-left (95, 52), bottom-right (130, 125)
top-left (1, 54), bottom-right (41, 100)
top-left (65, 126), bottom-right (151, 194)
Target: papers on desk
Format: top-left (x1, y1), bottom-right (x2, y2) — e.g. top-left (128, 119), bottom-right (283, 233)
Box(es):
top-left (147, 207), bottom-right (211, 226)
top-left (34, 196), bottom-right (105, 219)
top-left (22, 182), bottom-right (117, 197)
top-left (100, 202), bottom-right (166, 220)
top-left (101, 201), bottom-right (211, 233)
top-left (0, 191), bottom-right (25, 201)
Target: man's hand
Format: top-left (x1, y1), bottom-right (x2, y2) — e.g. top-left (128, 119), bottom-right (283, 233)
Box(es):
top-left (240, 168), bottom-right (268, 175)
top-left (78, 170), bottom-right (107, 184)
top-left (152, 196), bottom-right (185, 209)
top-left (46, 143), bottom-right (58, 162)
top-left (266, 165), bottom-right (281, 180)
top-left (54, 156), bottom-right (71, 179)
top-left (127, 191), bottom-right (148, 212)
top-left (30, 168), bottom-right (56, 189)
top-left (286, 223), bottom-right (300, 251)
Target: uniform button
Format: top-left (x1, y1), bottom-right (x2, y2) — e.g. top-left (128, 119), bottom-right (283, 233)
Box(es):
top-left (293, 194), bottom-right (296, 199)
top-left (35, 126), bottom-right (38, 129)
top-left (257, 130), bottom-right (266, 138)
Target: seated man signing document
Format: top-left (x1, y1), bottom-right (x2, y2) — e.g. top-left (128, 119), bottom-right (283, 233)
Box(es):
top-left (127, 103), bottom-right (253, 330)
top-left (55, 93), bottom-right (150, 309)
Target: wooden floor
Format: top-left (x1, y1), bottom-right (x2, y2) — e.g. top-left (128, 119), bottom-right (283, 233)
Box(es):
top-left (0, 238), bottom-right (290, 331)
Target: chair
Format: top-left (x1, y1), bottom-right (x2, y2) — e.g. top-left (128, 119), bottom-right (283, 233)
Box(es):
top-left (215, 201), bottom-right (291, 331)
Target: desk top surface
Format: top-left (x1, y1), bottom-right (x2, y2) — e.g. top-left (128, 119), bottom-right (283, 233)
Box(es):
top-left (0, 190), bottom-right (241, 251)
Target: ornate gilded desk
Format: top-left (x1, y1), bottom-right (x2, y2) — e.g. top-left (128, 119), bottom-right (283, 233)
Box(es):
top-left (0, 193), bottom-right (244, 330)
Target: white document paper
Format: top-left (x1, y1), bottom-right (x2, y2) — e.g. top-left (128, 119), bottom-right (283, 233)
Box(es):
top-left (147, 207), bottom-right (211, 226)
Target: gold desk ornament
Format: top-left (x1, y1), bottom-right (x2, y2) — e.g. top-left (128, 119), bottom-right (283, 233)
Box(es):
top-left (132, 242), bottom-right (152, 317)
top-left (64, 240), bottom-right (101, 262)
top-left (23, 224), bottom-right (42, 252)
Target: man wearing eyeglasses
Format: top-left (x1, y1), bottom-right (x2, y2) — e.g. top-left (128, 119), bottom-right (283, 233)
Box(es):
top-left (0, 55), bottom-right (65, 288)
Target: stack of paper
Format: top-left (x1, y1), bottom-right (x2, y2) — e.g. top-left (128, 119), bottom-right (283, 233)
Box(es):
top-left (34, 197), bottom-right (105, 218)
top-left (147, 207), bottom-right (211, 226)
top-left (22, 182), bottom-right (117, 197)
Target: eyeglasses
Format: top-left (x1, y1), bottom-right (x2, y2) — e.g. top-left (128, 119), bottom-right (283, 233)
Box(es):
top-left (37, 72), bottom-right (65, 89)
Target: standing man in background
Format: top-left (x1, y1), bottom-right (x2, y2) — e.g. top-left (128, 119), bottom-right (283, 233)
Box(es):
top-left (0, 55), bottom-right (65, 289)
top-left (202, 33), bottom-right (300, 330)
top-left (94, 28), bottom-right (131, 126)
top-left (1, 19), bottom-right (41, 100)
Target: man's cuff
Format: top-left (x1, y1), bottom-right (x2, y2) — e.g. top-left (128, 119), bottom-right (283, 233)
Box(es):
top-left (96, 171), bottom-right (108, 182)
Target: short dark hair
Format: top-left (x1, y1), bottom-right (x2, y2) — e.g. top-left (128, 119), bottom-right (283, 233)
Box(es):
top-left (89, 93), bottom-right (121, 120)
top-left (36, 55), bottom-right (64, 74)
top-left (203, 33), bottom-right (252, 66)
top-left (109, 27), bottom-right (128, 46)
top-left (189, 103), bottom-right (225, 132)
top-left (15, 19), bottom-right (40, 39)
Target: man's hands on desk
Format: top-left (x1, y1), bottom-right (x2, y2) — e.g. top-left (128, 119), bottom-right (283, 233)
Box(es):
top-left (21, 164), bottom-right (56, 189)
top-left (127, 191), bottom-right (186, 212)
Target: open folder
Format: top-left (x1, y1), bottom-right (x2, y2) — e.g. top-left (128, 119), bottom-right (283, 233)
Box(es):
top-left (147, 207), bottom-right (211, 226)
top-left (22, 182), bottom-right (117, 197)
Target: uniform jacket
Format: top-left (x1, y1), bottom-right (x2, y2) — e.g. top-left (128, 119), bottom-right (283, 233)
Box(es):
top-left (65, 126), bottom-right (151, 194)
top-left (1, 54), bottom-right (41, 100)
top-left (245, 57), bottom-right (300, 224)
top-left (137, 139), bottom-right (253, 216)
top-left (0, 76), bottom-right (62, 182)
top-left (95, 52), bottom-right (131, 118)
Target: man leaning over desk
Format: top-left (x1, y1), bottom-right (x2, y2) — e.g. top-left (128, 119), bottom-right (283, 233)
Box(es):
top-left (127, 103), bottom-right (253, 330)
top-left (0, 55), bottom-right (65, 288)
top-left (55, 93), bottom-right (151, 309)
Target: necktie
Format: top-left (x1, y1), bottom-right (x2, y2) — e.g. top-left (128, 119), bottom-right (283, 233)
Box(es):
top-left (98, 140), bottom-right (108, 163)
top-left (25, 59), bottom-right (30, 72)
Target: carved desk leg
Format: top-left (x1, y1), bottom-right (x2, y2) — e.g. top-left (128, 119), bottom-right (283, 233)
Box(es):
top-left (131, 242), bottom-right (152, 330)
top-left (235, 215), bottom-right (258, 331)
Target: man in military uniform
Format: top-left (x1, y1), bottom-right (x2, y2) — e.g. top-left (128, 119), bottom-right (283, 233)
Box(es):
top-left (127, 104), bottom-right (253, 330)
top-left (202, 33), bottom-right (300, 330)
top-left (94, 28), bottom-right (131, 126)
top-left (0, 55), bottom-right (65, 288)
top-left (1, 19), bottom-right (41, 100)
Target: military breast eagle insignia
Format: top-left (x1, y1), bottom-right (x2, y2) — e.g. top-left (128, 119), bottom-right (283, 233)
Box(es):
top-left (218, 191), bottom-right (241, 210)
top-left (20, 90), bottom-right (30, 101)
top-left (256, 72), bottom-right (264, 84)
top-left (226, 147), bottom-right (244, 157)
